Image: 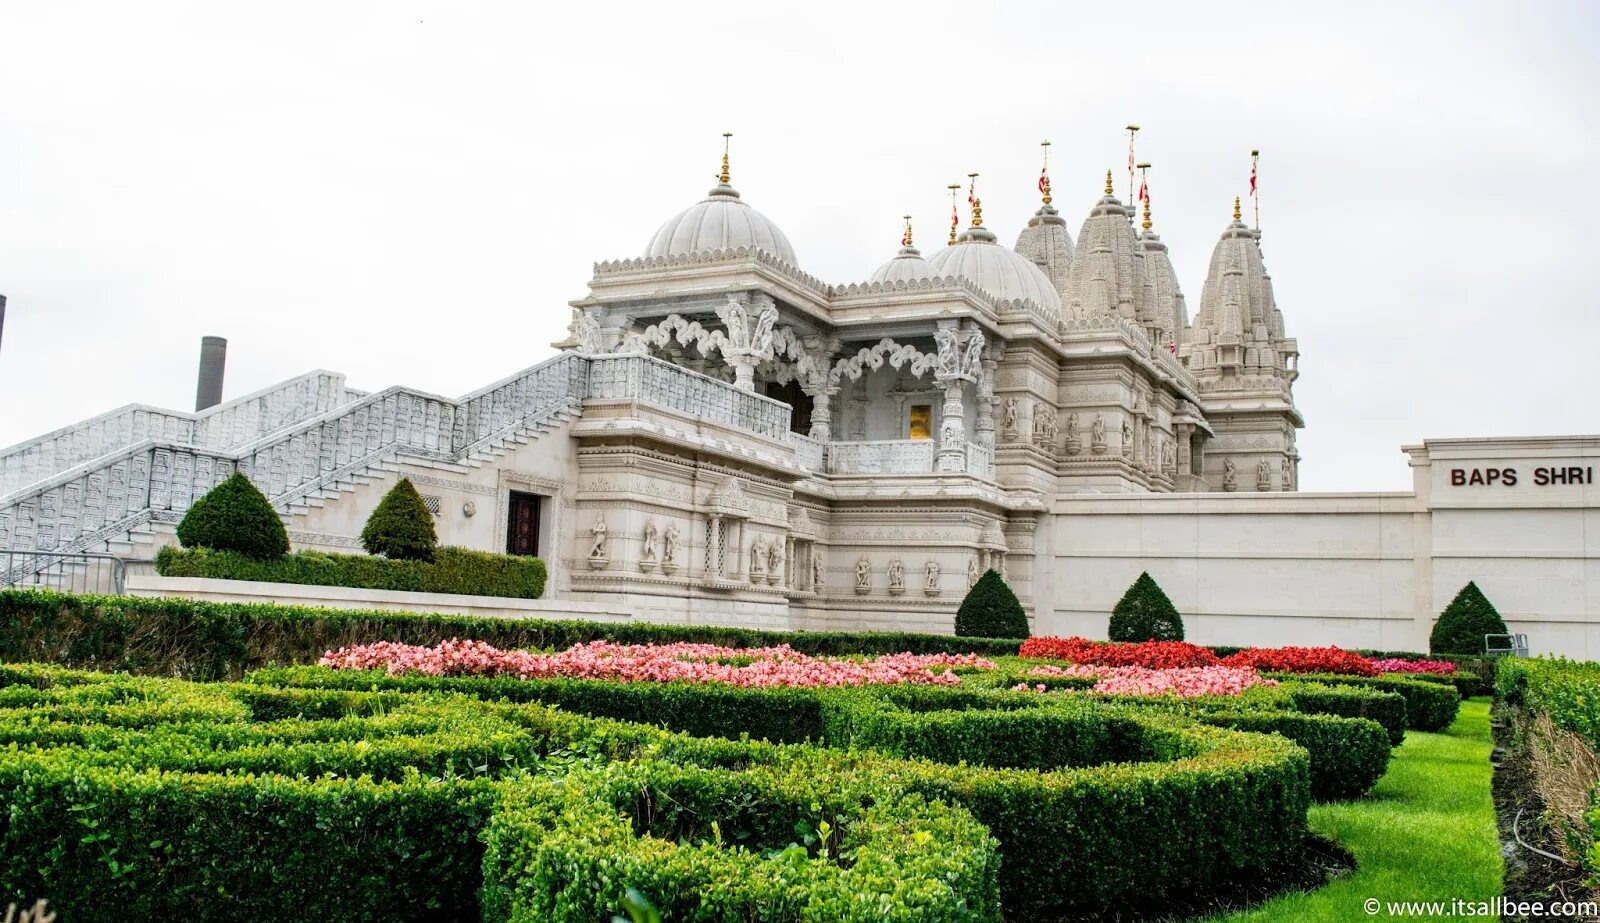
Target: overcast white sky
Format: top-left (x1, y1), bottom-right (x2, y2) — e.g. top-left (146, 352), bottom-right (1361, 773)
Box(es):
top-left (1, 1), bottom-right (1595, 490)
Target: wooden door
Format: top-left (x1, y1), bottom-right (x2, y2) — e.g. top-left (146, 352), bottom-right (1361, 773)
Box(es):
top-left (507, 492), bottom-right (541, 557)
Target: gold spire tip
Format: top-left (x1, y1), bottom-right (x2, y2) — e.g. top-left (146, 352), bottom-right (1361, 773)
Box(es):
top-left (1040, 142), bottom-right (1052, 205)
top-left (1142, 199), bottom-right (1152, 231)
top-left (902, 214), bottom-right (913, 248)
top-left (1105, 169), bottom-right (1114, 196)
top-left (1233, 196), bottom-right (1242, 222)
top-left (718, 132), bottom-right (732, 185)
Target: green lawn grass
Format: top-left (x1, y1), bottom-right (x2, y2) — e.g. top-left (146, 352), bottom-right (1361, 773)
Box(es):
top-left (1206, 698), bottom-right (1501, 922)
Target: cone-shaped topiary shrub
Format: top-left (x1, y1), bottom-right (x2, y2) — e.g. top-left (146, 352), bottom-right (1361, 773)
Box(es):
top-left (1107, 572), bottom-right (1185, 642)
top-left (361, 478), bottom-right (438, 561)
top-left (954, 569), bottom-right (1030, 638)
top-left (175, 472), bottom-right (289, 560)
top-left (1429, 581), bottom-right (1509, 655)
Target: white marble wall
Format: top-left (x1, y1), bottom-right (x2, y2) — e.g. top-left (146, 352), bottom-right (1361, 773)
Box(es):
top-left (1042, 436), bottom-right (1600, 657)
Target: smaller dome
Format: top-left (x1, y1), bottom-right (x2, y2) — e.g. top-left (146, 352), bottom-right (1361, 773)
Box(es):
top-left (644, 183), bottom-right (798, 265)
top-left (868, 244), bottom-right (933, 284)
top-left (927, 226), bottom-right (1063, 314)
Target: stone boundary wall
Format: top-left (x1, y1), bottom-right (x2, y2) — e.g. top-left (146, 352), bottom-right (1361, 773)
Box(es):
top-left (1042, 435), bottom-right (1599, 657)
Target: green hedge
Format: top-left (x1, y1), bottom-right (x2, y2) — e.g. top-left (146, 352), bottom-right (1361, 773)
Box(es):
top-left (1273, 672), bottom-right (1460, 733)
top-left (155, 545), bottom-right (547, 600)
top-left (0, 664), bottom-right (1311, 922)
top-left (481, 762), bottom-right (1002, 923)
top-left (1495, 657), bottom-right (1600, 880)
top-left (1278, 681), bottom-right (1410, 745)
top-left (252, 665), bottom-right (1311, 919)
top-left (0, 590), bottom-right (1022, 681)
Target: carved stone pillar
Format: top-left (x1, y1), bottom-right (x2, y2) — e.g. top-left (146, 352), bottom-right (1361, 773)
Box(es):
top-left (1175, 423), bottom-right (1193, 472)
top-left (975, 356), bottom-right (997, 449)
top-left (805, 386), bottom-right (837, 441)
top-left (706, 513), bottom-right (723, 578)
top-left (728, 353), bottom-right (758, 392)
top-left (936, 380), bottom-right (967, 472)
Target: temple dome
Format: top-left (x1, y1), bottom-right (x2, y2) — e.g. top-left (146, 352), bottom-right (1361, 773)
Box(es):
top-left (927, 226), bottom-right (1062, 313)
top-left (868, 244), bottom-right (933, 284)
top-left (644, 183), bottom-right (798, 265)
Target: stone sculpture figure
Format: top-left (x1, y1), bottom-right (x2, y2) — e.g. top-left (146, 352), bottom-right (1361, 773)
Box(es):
top-left (935, 328), bottom-right (959, 376)
top-left (588, 515), bottom-right (610, 566)
top-left (967, 555), bottom-right (980, 588)
top-left (1282, 456), bottom-right (1295, 491)
top-left (1223, 457), bottom-right (1237, 491)
top-left (1121, 416), bottom-right (1133, 456)
top-left (640, 519), bottom-right (659, 570)
top-left (766, 538), bottom-right (783, 584)
top-left (661, 523), bottom-right (680, 571)
top-left (749, 536), bottom-right (767, 579)
top-left (1091, 413), bottom-right (1107, 454)
top-left (854, 556), bottom-right (871, 594)
top-left (887, 558), bottom-right (905, 594)
top-left (924, 560), bottom-right (941, 595)
top-left (1257, 458), bottom-right (1273, 491)
top-left (1002, 398), bottom-right (1020, 439)
top-left (812, 552), bottom-right (825, 592)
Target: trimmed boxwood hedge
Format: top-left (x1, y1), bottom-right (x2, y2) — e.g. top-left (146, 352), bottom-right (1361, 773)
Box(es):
top-left (0, 664), bottom-right (1311, 922)
top-left (251, 665), bottom-right (1312, 920)
top-left (1270, 672), bottom-right (1461, 733)
top-left (155, 545), bottom-right (547, 600)
top-left (0, 589), bottom-right (1022, 681)
top-left (482, 762), bottom-right (1002, 923)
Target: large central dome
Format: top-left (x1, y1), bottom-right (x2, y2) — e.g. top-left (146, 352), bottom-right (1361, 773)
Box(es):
top-left (927, 226), bottom-right (1062, 313)
top-left (644, 183), bottom-right (798, 265)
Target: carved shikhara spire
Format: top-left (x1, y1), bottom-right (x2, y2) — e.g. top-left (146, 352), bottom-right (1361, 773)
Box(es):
top-left (718, 132), bottom-right (732, 185)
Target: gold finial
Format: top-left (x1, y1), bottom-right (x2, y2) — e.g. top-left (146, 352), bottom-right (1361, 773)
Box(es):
top-left (967, 172), bottom-right (983, 228)
top-left (1105, 169), bottom-right (1114, 196)
top-left (1233, 196), bottom-right (1242, 222)
top-left (1040, 141), bottom-right (1052, 206)
top-left (947, 183), bottom-right (960, 244)
top-left (718, 132), bottom-right (732, 185)
top-left (1142, 198), bottom-right (1152, 231)
top-left (902, 214), bottom-right (914, 248)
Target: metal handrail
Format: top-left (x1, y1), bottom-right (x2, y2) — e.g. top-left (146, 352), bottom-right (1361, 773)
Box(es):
top-left (0, 550), bottom-right (126, 595)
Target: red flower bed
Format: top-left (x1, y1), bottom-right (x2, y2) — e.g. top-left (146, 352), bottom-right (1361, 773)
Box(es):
top-left (1017, 636), bottom-right (1218, 669)
top-left (1221, 646), bottom-right (1380, 677)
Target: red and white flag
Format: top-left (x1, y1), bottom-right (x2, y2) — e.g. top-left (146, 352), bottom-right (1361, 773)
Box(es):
top-left (1138, 179), bottom-right (1149, 203)
top-left (1249, 152), bottom-right (1258, 197)
top-left (1039, 168), bottom-right (1049, 195)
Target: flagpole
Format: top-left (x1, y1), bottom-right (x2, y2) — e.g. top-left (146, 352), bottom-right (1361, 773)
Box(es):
top-left (1136, 162), bottom-right (1151, 231)
top-left (1125, 124), bottom-right (1140, 204)
top-left (1251, 149), bottom-right (1260, 232)
top-left (947, 184), bottom-right (960, 245)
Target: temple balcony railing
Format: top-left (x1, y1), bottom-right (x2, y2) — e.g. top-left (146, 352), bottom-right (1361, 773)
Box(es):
top-left (823, 440), bottom-right (935, 475)
top-left (799, 437), bottom-right (995, 479)
top-left (585, 354), bottom-right (792, 441)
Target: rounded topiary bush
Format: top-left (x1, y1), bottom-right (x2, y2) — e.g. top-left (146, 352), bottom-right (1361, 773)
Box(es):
top-left (1429, 581), bottom-right (1509, 655)
top-left (1107, 572), bottom-right (1184, 642)
top-left (361, 478), bottom-right (438, 562)
top-left (175, 472), bottom-right (289, 560)
top-left (955, 570), bottom-right (1030, 639)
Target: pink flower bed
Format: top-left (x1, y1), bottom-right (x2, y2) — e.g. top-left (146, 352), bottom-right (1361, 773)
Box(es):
top-left (1018, 663), bottom-right (1277, 698)
top-left (318, 639), bottom-right (996, 688)
top-left (1370, 658), bottom-right (1458, 675)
